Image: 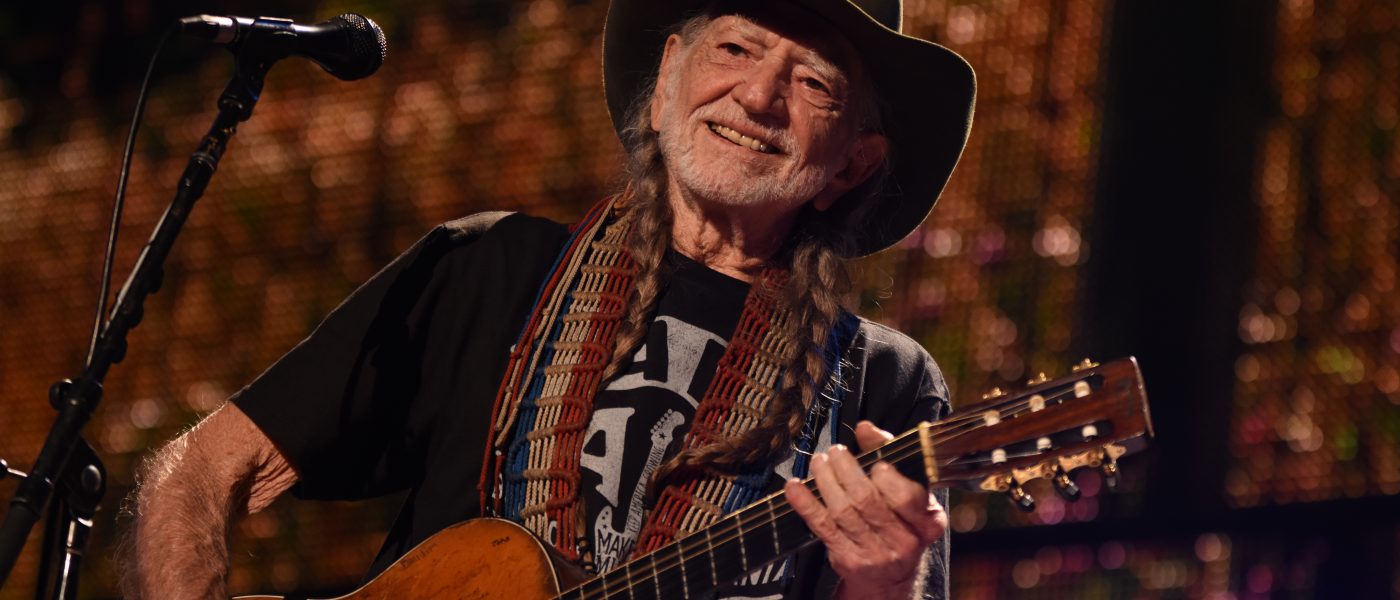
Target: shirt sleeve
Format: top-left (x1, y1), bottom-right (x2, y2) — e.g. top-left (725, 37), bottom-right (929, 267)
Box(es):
top-left (788, 320), bottom-right (953, 600)
top-left (230, 211), bottom-right (564, 501)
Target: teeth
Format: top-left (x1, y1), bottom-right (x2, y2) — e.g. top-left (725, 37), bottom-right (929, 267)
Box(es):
top-left (708, 123), bottom-right (775, 153)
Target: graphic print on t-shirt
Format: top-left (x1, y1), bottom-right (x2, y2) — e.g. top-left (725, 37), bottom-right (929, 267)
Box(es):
top-left (580, 315), bottom-right (726, 573)
top-left (577, 254), bottom-right (790, 598)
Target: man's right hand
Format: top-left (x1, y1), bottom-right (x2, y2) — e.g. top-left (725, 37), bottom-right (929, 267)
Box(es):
top-left (121, 403), bottom-right (297, 599)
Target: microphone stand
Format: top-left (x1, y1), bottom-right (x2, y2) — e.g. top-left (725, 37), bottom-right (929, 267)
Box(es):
top-left (0, 29), bottom-right (296, 597)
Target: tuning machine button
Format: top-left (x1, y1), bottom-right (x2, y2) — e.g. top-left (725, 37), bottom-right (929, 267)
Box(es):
top-left (1051, 466), bottom-right (1081, 501)
top-left (1099, 448), bottom-right (1120, 491)
top-left (1005, 480), bottom-right (1036, 513)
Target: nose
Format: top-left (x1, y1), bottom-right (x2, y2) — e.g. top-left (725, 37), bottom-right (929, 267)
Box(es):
top-left (731, 58), bottom-right (788, 117)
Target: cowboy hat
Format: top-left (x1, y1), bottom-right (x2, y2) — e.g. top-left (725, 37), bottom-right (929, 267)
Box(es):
top-left (602, 0), bottom-right (977, 256)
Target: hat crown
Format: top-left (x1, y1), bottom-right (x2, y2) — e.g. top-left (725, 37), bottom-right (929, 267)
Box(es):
top-left (849, 0), bottom-right (902, 31)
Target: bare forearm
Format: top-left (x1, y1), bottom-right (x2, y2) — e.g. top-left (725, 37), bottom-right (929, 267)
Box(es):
top-left (119, 404), bottom-right (297, 599)
top-left (124, 442), bottom-right (242, 599)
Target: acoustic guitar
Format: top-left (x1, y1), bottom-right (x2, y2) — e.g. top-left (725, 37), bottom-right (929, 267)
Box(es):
top-left (237, 357), bottom-right (1152, 600)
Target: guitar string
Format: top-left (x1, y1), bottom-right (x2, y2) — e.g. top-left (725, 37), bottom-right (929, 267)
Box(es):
top-left (562, 386), bottom-right (1090, 600)
top-left (564, 388), bottom-right (1085, 600)
top-left (559, 385), bottom-right (1094, 600)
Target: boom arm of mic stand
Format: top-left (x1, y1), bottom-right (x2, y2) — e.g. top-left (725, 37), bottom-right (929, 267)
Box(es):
top-left (0, 51), bottom-right (275, 591)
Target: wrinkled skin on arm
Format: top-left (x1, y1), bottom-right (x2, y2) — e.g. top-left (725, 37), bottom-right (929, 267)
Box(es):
top-left (119, 403), bottom-right (297, 599)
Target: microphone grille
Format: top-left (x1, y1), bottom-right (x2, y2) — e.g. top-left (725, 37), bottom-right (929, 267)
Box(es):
top-left (332, 13), bottom-right (387, 80)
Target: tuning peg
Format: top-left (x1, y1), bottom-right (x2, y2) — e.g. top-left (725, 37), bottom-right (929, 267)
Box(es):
top-left (1099, 449), bottom-right (1120, 492)
top-left (1005, 480), bottom-right (1036, 512)
top-left (1081, 424), bottom-right (1099, 441)
top-left (1071, 358), bottom-right (1099, 372)
top-left (1026, 372), bottom-right (1049, 386)
top-left (981, 387), bottom-right (1007, 401)
top-left (1051, 466), bottom-right (1081, 501)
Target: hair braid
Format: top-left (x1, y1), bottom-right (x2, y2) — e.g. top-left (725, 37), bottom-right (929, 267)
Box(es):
top-left (602, 10), bottom-right (712, 381)
top-left (647, 217), bottom-right (856, 486)
top-left (602, 88), bottom-right (674, 383)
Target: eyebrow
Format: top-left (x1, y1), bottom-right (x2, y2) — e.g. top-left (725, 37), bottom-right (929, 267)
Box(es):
top-left (798, 50), bottom-right (844, 86)
top-left (724, 18), bottom-right (850, 86)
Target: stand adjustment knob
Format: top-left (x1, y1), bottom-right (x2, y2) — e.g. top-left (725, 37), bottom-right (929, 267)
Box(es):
top-left (49, 380), bottom-right (73, 410)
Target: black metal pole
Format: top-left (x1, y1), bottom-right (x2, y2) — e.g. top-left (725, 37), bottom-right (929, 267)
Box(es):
top-left (0, 42), bottom-right (280, 590)
top-left (48, 441), bottom-right (104, 600)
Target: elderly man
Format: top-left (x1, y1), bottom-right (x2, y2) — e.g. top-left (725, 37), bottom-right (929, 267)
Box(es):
top-left (125, 0), bottom-right (974, 598)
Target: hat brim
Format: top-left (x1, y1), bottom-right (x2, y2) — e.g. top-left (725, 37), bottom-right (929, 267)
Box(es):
top-left (602, 0), bottom-right (977, 256)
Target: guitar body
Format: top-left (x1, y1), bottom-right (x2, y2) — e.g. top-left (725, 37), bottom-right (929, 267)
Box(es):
top-left (234, 518), bottom-right (588, 600)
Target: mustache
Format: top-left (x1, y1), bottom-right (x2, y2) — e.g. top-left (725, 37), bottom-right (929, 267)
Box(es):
top-left (692, 107), bottom-right (794, 153)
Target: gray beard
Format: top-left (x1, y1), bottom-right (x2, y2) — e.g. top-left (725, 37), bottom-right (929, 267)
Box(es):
top-left (653, 61), bottom-right (831, 209)
top-left (657, 122), bottom-right (830, 209)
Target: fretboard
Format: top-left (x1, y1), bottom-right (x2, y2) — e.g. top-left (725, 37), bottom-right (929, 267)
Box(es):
top-left (555, 430), bottom-right (930, 600)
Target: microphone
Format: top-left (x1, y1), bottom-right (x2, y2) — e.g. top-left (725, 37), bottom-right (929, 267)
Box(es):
top-left (179, 13), bottom-right (387, 81)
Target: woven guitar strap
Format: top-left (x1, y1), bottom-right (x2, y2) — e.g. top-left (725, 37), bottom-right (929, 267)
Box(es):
top-left (479, 196), bottom-right (854, 564)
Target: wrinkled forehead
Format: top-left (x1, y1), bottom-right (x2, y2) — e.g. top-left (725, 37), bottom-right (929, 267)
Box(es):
top-left (696, 2), bottom-right (868, 82)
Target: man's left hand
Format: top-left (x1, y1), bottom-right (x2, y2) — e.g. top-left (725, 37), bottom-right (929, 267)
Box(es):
top-left (785, 420), bottom-right (948, 600)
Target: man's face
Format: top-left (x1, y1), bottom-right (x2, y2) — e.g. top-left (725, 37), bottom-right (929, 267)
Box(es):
top-left (651, 6), bottom-right (886, 216)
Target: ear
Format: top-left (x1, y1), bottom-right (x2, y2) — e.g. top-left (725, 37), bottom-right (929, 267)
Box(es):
top-left (650, 34), bottom-right (686, 132)
top-left (811, 131), bottom-right (888, 212)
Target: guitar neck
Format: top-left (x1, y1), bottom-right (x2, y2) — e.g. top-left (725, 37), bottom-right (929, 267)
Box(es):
top-left (557, 429), bottom-right (932, 599)
top-left (556, 357), bottom-right (1151, 599)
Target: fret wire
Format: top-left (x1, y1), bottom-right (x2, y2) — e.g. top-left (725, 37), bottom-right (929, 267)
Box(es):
top-left (767, 496), bottom-right (781, 556)
top-left (649, 554), bottom-right (661, 600)
top-left (678, 537), bottom-right (690, 600)
top-left (557, 386), bottom-right (1087, 599)
top-left (704, 527), bottom-right (718, 589)
top-left (734, 514), bottom-right (749, 571)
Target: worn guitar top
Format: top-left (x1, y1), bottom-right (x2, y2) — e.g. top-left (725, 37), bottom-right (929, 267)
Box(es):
top-left (232, 212), bottom-right (952, 599)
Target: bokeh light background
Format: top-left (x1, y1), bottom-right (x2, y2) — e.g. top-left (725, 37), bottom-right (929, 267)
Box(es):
top-left (0, 0), bottom-right (1396, 598)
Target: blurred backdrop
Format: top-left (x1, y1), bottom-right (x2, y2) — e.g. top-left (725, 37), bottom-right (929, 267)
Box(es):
top-left (0, 0), bottom-right (1396, 598)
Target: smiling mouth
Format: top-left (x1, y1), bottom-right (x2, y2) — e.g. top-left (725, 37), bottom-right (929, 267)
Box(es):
top-left (707, 122), bottom-right (780, 154)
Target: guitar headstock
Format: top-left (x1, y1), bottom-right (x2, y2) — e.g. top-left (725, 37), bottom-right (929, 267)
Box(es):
top-left (894, 356), bottom-right (1152, 513)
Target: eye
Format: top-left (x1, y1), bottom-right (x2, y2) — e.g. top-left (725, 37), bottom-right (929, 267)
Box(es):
top-left (719, 42), bottom-right (748, 57)
top-left (800, 77), bottom-right (831, 94)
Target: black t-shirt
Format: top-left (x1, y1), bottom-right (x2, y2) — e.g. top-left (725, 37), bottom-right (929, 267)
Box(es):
top-left (233, 212), bottom-right (952, 599)
top-left (580, 250), bottom-right (748, 576)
